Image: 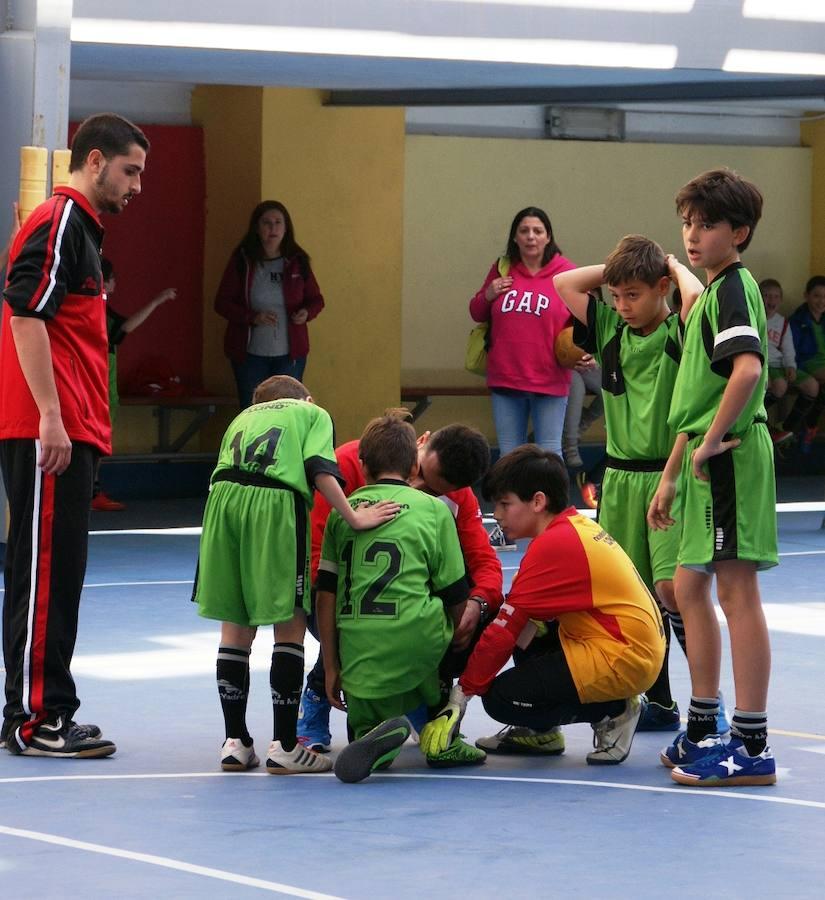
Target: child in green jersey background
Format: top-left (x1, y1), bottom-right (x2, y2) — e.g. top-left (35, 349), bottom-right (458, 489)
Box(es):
top-left (555, 235), bottom-right (713, 736)
top-left (649, 168), bottom-right (778, 787)
top-left (194, 375), bottom-right (399, 775)
top-left (315, 414), bottom-right (486, 783)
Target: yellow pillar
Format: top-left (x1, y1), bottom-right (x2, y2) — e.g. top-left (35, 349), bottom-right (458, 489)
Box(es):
top-left (259, 89), bottom-right (405, 441)
top-left (193, 87), bottom-right (405, 444)
top-left (801, 116), bottom-right (825, 276)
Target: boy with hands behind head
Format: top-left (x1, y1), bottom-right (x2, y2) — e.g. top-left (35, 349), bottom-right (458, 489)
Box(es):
top-left (553, 236), bottom-right (710, 734)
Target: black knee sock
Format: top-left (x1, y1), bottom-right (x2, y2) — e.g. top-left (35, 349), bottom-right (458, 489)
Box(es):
top-left (764, 390), bottom-right (778, 410)
top-left (645, 611), bottom-right (674, 707)
top-left (784, 393), bottom-right (815, 432)
top-left (271, 642), bottom-right (304, 750)
top-left (687, 695), bottom-right (719, 743)
top-left (305, 649), bottom-right (326, 697)
top-left (217, 645), bottom-right (251, 744)
top-left (731, 709), bottom-right (768, 755)
top-left (804, 388), bottom-right (825, 429)
top-left (669, 611), bottom-right (687, 658)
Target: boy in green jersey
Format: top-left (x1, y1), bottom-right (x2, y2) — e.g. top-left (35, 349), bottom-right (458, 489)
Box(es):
top-left (195, 375), bottom-right (399, 774)
top-left (555, 236), bottom-right (706, 733)
top-left (315, 414), bottom-right (486, 783)
top-left (649, 168), bottom-right (778, 787)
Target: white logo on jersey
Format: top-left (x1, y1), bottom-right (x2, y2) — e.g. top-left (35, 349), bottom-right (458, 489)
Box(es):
top-left (500, 290), bottom-right (550, 316)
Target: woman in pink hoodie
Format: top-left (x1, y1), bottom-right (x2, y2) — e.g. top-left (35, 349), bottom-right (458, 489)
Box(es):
top-left (469, 207), bottom-right (576, 457)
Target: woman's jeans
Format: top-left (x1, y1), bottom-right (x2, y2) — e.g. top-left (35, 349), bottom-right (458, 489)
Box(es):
top-left (232, 353), bottom-right (307, 408)
top-left (491, 389), bottom-right (568, 458)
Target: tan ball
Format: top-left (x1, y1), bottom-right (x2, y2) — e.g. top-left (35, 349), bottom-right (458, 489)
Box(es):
top-left (554, 326), bottom-right (586, 368)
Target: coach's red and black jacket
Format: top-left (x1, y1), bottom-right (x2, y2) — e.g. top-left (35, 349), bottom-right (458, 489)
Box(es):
top-left (0, 186), bottom-right (111, 455)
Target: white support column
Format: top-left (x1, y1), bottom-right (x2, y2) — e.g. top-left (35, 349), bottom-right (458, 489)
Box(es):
top-left (0, 0), bottom-right (72, 547)
top-left (31, 0), bottom-right (72, 149)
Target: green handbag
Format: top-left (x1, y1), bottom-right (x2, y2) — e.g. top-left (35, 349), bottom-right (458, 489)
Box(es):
top-left (464, 322), bottom-right (489, 376)
top-left (465, 256), bottom-right (510, 376)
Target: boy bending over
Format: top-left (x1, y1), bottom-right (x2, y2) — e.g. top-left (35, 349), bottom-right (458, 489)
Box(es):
top-left (194, 375), bottom-right (398, 774)
top-left (421, 446), bottom-right (665, 767)
top-left (316, 414), bottom-right (486, 783)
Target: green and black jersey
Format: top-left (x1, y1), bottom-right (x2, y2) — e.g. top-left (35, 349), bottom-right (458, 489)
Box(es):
top-left (574, 297), bottom-right (681, 460)
top-left (669, 263), bottom-right (767, 437)
top-left (318, 479), bottom-right (468, 698)
top-left (211, 398), bottom-right (342, 503)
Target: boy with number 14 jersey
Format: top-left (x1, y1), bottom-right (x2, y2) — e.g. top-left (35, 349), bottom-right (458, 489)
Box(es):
top-left (195, 376), bottom-right (397, 776)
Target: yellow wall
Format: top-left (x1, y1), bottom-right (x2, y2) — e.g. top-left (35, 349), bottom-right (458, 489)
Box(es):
top-left (801, 117), bottom-right (825, 277)
top-left (258, 89), bottom-right (405, 442)
top-left (402, 136), bottom-right (812, 438)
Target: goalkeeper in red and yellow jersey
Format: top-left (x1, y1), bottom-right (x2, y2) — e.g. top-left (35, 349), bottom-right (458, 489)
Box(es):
top-left (421, 444), bottom-right (665, 766)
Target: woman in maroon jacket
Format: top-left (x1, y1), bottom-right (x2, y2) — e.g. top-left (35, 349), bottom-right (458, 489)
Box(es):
top-left (215, 200), bottom-right (325, 407)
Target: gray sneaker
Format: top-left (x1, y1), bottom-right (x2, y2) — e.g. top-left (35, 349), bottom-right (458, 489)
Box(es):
top-left (586, 695), bottom-right (642, 765)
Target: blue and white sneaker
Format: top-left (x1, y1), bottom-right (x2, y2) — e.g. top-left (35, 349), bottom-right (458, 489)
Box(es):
top-left (671, 736), bottom-right (776, 787)
top-left (716, 691), bottom-right (730, 736)
top-left (296, 686), bottom-right (332, 752)
top-left (660, 731), bottom-right (721, 768)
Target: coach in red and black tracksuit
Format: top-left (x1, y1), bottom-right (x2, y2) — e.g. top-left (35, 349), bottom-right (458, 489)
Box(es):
top-left (0, 186), bottom-right (111, 746)
top-left (0, 113), bottom-right (148, 757)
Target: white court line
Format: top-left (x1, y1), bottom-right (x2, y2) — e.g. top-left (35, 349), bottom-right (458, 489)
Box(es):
top-left (0, 769), bottom-right (823, 810)
top-left (84, 580), bottom-right (193, 588)
top-left (0, 823), bottom-right (345, 899)
top-left (81, 501), bottom-right (825, 540)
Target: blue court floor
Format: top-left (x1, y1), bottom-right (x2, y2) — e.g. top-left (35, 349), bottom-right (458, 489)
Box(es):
top-left (1, 481), bottom-right (824, 898)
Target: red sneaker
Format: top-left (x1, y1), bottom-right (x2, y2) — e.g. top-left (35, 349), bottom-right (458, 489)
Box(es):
top-left (802, 426), bottom-right (819, 446)
top-left (91, 492), bottom-right (126, 512)
top-left (576, 472), bottom-right (599, 509)
top-left (769, 427), bottom-right (793, 446)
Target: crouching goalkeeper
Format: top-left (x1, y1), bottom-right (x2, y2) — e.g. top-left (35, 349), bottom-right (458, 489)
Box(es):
top-left (421, 445), bottom-right (666, 768)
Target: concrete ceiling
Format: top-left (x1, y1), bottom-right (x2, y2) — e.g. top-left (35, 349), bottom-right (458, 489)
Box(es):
top-left (67, 1), bottom-right (825, 110)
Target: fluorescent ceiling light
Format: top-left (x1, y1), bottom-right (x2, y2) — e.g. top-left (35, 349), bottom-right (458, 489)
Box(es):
top-left (71, 18), bottom-right (678, 69)
top-left (743, 0), bottom-right (825, 23)
top-left (436, 0), bottom-right (693, 10)
top-left (724, 49), bottom-right (825, 76)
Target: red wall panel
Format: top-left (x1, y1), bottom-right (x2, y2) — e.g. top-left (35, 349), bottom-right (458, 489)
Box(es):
top-left (69, 122), bottom-right (206, 392)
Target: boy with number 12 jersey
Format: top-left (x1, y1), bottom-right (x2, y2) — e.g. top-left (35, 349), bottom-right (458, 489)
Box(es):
top-left (316, 414), bottom-right (486, 782)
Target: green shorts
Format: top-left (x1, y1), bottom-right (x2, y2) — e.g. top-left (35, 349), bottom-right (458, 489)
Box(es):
top-left (194, 480), bottom-right (310, 626)
top-left (599, 466), bottom-right (680, 589)
top-left (678, 424), bottom-right (778, 572)
top-left (767, 365), bottom-right (787, 382)
top-left (800, 354), bottom-right (825, 378)
top-left (345, 673), bottom-right (442, 741)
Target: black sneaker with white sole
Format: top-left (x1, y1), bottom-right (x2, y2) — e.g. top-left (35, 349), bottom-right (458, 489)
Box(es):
top-left (6, 716), bottom-right (116, 758)
top-left (1, 718), bottom-right (102, 750)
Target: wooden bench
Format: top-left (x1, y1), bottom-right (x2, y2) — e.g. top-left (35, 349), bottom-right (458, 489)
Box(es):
top-left (400, 385), bottom-right (489, 422)
top-left (118, 394), bottom-right (236, 453)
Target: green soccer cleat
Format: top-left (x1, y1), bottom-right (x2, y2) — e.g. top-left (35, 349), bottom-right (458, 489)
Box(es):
top-left (425, 736), bottom-right (487, 768)
top-left (475, 725), bottom-right (565, 756)
top-left (333, 716), bottom-right (411, 784)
